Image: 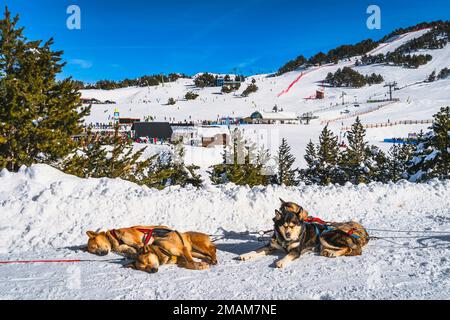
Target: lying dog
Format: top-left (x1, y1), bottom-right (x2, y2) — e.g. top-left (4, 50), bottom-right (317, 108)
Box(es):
top-left (86, 226), bottom-right (172, 257)
top-left (239, 200), bottom-right (369, 268)
top-left (128, 230), bottom-right (217, 273)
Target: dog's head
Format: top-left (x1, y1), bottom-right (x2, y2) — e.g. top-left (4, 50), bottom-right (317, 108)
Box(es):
top-left (86, 231), bottom-right (112, 256)
top-left (279, 198), bottom-right (309, 221)
top-left (274, 209), bottom-right (303, 242)
top-left (128, 245), bottom-right (160, 273)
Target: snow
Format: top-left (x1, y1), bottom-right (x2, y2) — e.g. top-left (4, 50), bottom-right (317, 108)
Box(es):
top-left (1, 164), bottom-right (449, 299)
top-left (367, 28), bottom-right (432, 56)
top-left (424, 150), bottom-right (440, 162)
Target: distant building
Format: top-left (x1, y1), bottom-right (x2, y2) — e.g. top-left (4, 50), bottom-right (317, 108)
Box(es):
top-left (250, 110), bottom-right (299, 124)
top-left (119, 118), bottom-right (140, 130)
top-left (198, 126), bottom-right (229, 148)
top-left (171, 124), bottom-right (198, 146)
top-left (316, 90), bottom-right (325, 99)
top-left (215, 76), bottom-right (242, 87)
top-left (119, 118), bottom-right (140, 125)
top-left (131, 122), bottom-right (173, 144)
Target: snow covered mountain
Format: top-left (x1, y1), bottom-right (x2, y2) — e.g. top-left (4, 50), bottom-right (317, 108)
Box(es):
top-left (81, 27), bottom-right (450, 168)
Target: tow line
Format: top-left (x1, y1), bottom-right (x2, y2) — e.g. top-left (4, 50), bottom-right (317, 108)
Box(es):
top-left (0, 258), bottom-right (123, 265)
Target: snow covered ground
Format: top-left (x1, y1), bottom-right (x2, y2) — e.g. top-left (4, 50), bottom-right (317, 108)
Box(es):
top-left (1, 165), bottom-right (449, 299)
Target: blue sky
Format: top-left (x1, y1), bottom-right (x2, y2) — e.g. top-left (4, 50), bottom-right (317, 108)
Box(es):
top-left (4, 0), bottom-right (450, 82)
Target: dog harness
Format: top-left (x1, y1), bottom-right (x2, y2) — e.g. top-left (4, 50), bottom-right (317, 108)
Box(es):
top-left (136, 228), bottom-right (173, 246)
top-left (109, 228), bottom-right (174, 246)
top-left (305, 217), bottom-right (361, 240)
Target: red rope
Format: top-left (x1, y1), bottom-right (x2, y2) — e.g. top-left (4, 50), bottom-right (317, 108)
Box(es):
top-left (0, 259), bottom-right (83, 265)
top-left (0, 258), bottom-right (124, 265)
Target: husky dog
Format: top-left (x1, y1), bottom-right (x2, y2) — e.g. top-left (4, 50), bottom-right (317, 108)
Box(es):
top-left (239, 200), bottom-right (369, 268)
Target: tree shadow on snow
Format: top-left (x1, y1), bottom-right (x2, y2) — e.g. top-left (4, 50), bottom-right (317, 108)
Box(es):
top-left (213, 228), bottom-right (273, 256)
top-left (64, 245), bottom-right (88, 253)
top-left (216, 241), bottom-right (266, 256)
top-left (415, 235), bottom-right (450, 249)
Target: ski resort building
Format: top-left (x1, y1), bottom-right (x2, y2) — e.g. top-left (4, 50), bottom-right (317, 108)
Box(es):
top-left (250, 111), bottom-right (299, 124)
top-left (170, 125), bottom-right (229, 147)
top-left (215, 77), bottom-right (242, 87)
top-left (131, 122), bottom-right (173, 144)
top-left (171, 124), bottom-right (198, 146)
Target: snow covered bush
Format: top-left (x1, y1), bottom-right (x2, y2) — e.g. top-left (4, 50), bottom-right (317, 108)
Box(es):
top-left (209, 129), bottom-right (272, 187)
top-left (407, 106), bottom-right (450, 182)
top-left (241, 83), bottom-right (258, 97)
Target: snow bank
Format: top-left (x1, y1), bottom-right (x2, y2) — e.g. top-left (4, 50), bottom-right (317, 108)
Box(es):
top-left (1, 165), bottom-right (450, 299)
top-left (1, 164), bottom-right (449, 254)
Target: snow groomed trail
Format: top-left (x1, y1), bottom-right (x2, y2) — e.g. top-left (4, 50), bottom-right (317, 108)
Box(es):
top-left (277, 64), bottom-right (332, 97)
top-left (0, 165), bottom-right (449, 299)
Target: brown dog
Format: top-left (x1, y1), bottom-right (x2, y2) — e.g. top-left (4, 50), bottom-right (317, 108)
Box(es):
top-left (86, 225), bottom-right (172, 257)
top-left (128, 230), bottom-right (217, 273)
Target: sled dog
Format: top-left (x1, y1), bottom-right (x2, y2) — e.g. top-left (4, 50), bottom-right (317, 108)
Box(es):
top-left (86, 226), bottom-right (217, 266)
top-left (239, 200), bottom-right (369, 268)
top-left (128, 230), bottom-right (217, 273)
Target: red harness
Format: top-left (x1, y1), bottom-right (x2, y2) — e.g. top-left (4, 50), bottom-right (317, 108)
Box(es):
top-left (304, 217), bottom-right (328, 225)
top-left (109, 228), bottom-right (155, 246)
top-left (136, 228), bottom-right (155, 246)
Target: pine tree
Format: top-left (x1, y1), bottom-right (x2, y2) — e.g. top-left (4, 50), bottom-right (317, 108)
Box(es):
top-left (341, 117), bottom-right (370, 184)
top-left (0, 8), bottom-right (90, 171)
top-left (407, 107), bottom-right (450, 181)
top-left (107, 125), bottom-right (143, 179)
top-left (61, 132), bottom-right (109, 178)
top-left (386, 143), bottom-right (414, 182)
top-left (242, 84), bottom-right (258, 97)
top-left (300, 140), bottom-right (319, 184)
top-left (316, 125), bottom-right (340, 185)
top-left (62, 126), bottom-right (153, 181)
top-left (209, 129), bottom-right (271, 187)
top-left (168, 140), bottom-right (203, 188)
top-left (366, 145), bottom-right (388, 182)
top-left (276, 138), bottom-right (298, 186)
top-left (426, 70), bottom-right (437, 82)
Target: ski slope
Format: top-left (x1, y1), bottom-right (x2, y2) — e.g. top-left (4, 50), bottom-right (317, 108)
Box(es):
top-left (0, 165), bottom-right (449, 299)
top-left (81, 28), bottom-right (450, 170)
top-left (367, 28), bottom-right (432, 56)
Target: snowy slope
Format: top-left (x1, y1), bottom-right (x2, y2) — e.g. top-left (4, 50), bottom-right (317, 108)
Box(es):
top-left (367, 28), bottom-right (432, 56)
top-left (80, 28), bottom-right (450, 171)
top-left (0, 165), bottom-right (449, 299)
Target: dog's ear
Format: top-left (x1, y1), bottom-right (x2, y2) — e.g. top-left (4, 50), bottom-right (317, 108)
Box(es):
top-left (124, 263), bottom-right (136, 269)
top-left (297, 207), bottom-right (309, 221)
top-left (86, 231), bottom-right (98, 239)
top-left (279, 198), bottom-right (287, 205)
top-left (274, 209), bottom-right (283, 221)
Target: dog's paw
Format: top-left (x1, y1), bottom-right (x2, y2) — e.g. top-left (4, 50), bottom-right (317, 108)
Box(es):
top-left (321, 249), bottom-right (337, 258)
top-left (196, 262), bottom-right (210, 270)
top-left (275, 259), bottom-right (288, 269)
top-left (239, 252), bottom-right (256, 261)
